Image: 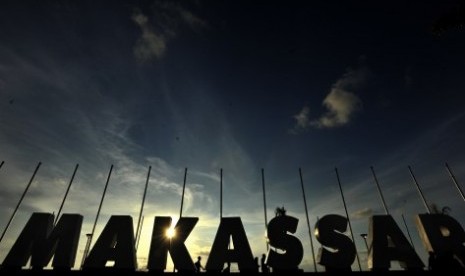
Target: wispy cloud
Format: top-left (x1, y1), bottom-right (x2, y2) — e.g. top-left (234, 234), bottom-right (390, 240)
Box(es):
top-left (0, 49), bottom-right (211, 267)
top-left (179, 9), bottom-right (207, 30)
top-left (0, 47), bottom-right (264, 269)
top-left (291, 65), bottom-right (370, 132)
top-left (132, 12), bottom-right (167, 62)
top-left (351, 207), bottom-right (373, 220)
top-left (132, 3), bottom-right (207, 63)
top-left (291, 106), bottom-right (311, 132)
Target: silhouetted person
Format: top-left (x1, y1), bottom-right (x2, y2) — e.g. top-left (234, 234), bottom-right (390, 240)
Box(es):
top-left (275, 206), bottom-right (287, 217)
top-left (254, 257), bottom-right (259, 272)
top-left (428, 251), bottom-right (436, 271)
top-left (261, 254), bottom-right (269, 273)
top-left (195, 256), bottom-right (204, 273)
top-left (222, 262), bottom-right (230, 273)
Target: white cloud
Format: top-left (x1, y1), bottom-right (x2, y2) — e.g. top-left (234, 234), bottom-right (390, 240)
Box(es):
top-left (292, 66), bottom-right (369, 131)
top-left (312, 88), bottom-right (362, 128)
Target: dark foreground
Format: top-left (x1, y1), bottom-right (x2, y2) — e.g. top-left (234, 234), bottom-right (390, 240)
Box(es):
top-left (0, 270), bottom-right (461, 276)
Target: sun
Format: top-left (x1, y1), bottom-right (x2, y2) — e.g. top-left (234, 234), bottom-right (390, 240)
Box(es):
top-left (166, 227), bottom-right (176, 239)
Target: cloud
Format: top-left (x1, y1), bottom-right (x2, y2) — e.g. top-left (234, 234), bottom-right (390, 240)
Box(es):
top-left (131, 3), bottom-right (207, 63)
top-left (292, 106), bottom-right (311, 131)
top-left (351, 207), bottom-right (373, 220)
top-left (291, 66), bottom-right (369, 132)
top-left (132, 12), bottom-right (167, 62)
top-left (179, 9), bottom-right (207, 30)
top-left (312, 88), bottom-right (362, 128)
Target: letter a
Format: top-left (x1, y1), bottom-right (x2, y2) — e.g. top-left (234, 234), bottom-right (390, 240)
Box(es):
top-left (206, 217), bottom-right (255, 272)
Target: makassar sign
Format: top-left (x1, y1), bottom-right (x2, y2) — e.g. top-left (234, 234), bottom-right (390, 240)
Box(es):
top-left (2, 212), bottom-right (465, 271)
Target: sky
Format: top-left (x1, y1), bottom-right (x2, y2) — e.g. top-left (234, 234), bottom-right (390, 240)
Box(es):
top-left (1, 0), bottom-right (465, 272)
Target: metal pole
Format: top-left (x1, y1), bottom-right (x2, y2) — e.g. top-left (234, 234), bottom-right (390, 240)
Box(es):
top-left (335, 168), bottom-right (362, 271)
top-left (81, 233), bottom-right (93, 269)
top-left (220, 168), bottom-right (223, 219)
top-left (0, 161), bottom-right (41, 245)
top-left (55, 164), bottom-right (79, 225)
top-left (221, 169), bottom-right (232, 252)
top-left (136, 215), bottom-right (145, 251)
top-left (176, 168), bottom-right (188, 276)
top-left (370, 166), bottom-right (389, 215)
top-left (179, 168), bottom-right (187, 218)
top-left (401, 213), bottom-right (415, 250)
top-left (408, 166), bottom-right (431, 213)
top-left (136, 166), bottom-right (151, 246)
top-left (299, 168), bottom-right (317, 272)
top-left (261, 168), bottom-right (269, 250)
top-left (445, 163), bottom-right (465, 202)
top-left (87, 164), bottom-right (113, 260)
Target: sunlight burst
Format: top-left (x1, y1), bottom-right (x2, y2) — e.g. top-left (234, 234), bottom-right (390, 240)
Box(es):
top-left (166, 227), bottom-right (176, 239)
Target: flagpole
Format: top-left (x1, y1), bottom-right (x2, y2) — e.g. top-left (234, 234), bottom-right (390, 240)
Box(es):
top-left (370, 166), bottom-right (389, 215)
top-left (261, 168), bottom-right (269, 250)
top-left (299, 168), bottom-right (317, 272)
top-left (136, 166), bottom-right (151, 248)
top-left (220, 168), bottom-right (223, 219)
top-left (86, 164), bottom-right (113, 262)
top-left (0, 161), bottom-right (41, 245)
top-left (408, 166), bottom-right (431, 213)
top-left (401, 213), bottom-right (415, 250)
top-left (136, 215), bottom-right (145, 251)
top-left (173, 168), bottom-right (188, 272)
top-left (81, 233), bottom-right (93, 269)
top-left (55, 164), bottom-right (79, 225)
top-left (335, 168), bottom-right (362, 271)
top-left (445, 163), bottom-right (465, 202)
top-left (180, 168), bottom-right (188, 218)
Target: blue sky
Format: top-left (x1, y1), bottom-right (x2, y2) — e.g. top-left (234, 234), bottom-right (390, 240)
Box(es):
top-left (1, 0), bottom-right (465, 271)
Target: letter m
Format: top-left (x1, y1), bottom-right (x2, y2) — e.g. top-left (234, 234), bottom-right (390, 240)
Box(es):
top-left (2, 212), bottom-right (82, 270)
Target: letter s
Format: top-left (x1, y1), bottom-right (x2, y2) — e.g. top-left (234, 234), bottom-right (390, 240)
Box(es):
top-left (266, 215), bottom-right (303, 270)
top-left (315, 214), bottom-right (355, 271)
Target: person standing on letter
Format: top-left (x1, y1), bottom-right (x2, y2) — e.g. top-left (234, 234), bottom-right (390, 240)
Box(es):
top-left (195, 256), bottom-right (204, 272)
top-left (261, 254), bottom-right (269, 273)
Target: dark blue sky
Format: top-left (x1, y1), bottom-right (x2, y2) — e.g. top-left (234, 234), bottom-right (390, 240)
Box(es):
top-left (1, 0), bottom-right (465, 271)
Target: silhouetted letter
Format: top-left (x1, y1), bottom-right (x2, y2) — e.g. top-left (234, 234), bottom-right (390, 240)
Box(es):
top-left (148, 216), bottom-right (198, 271)
top-left (3, 213), bottom-right (82, 270)
top-left (266, 215), bottom-right (303, 270)
top-left (206, 217), bottom-right (255, 271)
top-left (416, 214), bottom-right (465, 264)
top-left (368, 215), bottom-right (424, 270)
top-left (315, 214), bottom-right (355, 271)
top-left (83, 216), bottom-right (136, 269)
